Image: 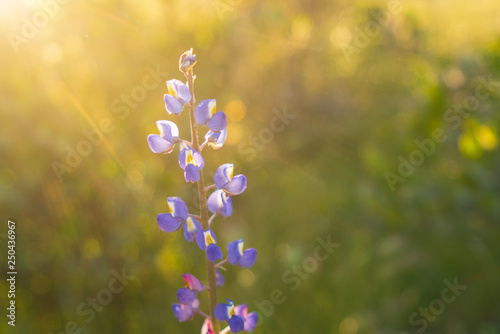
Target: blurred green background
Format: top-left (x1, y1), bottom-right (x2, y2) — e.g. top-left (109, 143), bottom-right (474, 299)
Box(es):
top-left (1, 0), bottom-right (500, 333)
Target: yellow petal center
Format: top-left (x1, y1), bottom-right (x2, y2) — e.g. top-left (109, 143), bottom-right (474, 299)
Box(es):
top-left (167, 83), bottom-right (178, 99)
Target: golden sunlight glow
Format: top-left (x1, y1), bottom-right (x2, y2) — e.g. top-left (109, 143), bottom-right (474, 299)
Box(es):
top-left (225, 99), bottom-right (247, 122)
top-left (476, 125), bottom-right (498, 150)
top-left (0, 0), bottom-right (22, 22)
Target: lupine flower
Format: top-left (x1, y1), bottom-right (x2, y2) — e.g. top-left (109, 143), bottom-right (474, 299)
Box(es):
top-left (207, 189), bottom-right (233, 217)
top-left (195, 99), bottom-right (227, 132)
top-left (164, 79), bottom-right (191, 115)
top-left (216, 269), bottom-right (225, 287)
top-left (184, 217), bottom-right (202, 242)
top-left (157, 197), bottom-right (202, 242)
top-left (214, 299), bottom-right (244, 333)
top-left (177, 273), bottom-right (205, 305)
top-left (234, 304), bottom-right (258, 332)
top-left (227, 239), bottom-right (257, 268)
top-left (196, 229), bottom-right (223, 263)
top-left (178, 143), bottom-right (205, 183)
top-left (205, 128), bottom-right (227, 150)
top-left (172, 298), bottom-right (199, 322)
top-left (201, 318), bottom-right (214, 334)
top-left (179, 50), bottom-right (197, 73)
top-left (214, 163), bottom-right (247, 196)
top-left (147, 120), bottom-right (179, 154)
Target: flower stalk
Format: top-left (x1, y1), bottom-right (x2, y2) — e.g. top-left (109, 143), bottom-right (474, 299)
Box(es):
top-left (185, 67), bottom-right (221, 334)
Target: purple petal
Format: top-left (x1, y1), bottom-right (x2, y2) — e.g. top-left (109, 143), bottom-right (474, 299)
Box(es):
top-left (164, 94), bottom-right (184, 115)
top-left (196, 230), bottom-right (207, 251)
top-left (228, 315), bottom-right (244, 333)
top-left (183, 217), bottom-right (202, 242)
top-left (177, 288), bottom-right (196, 305)
top-left (244, 312), bottom-right (258, 332)
top-left (214, 303), bottom-right (230, 321)
top-left (191, 298), bottom-right (200, 311)
top-left (205, 128), bottom-right (227, 150)
top-left (156, 120), bottom-right (179, 139)
top-left (222, 195), bottom-right (233, 216)
top-left (214, 164), bottom-right (233, 189)
top-left (227, 239), bottom-right (243, 265)
top-left (157, 214), bottom-right (182, 232)
top-left (237, 248), bottom-right (257, 268)
top-left (206, 111), bottom-right (227, 132)
top-left (207, 189), bottom-right (232, 216)
top-left (166, 79), bottom-right (191, 105)
top-left (180, 54), bottom-right (197, 72)
top-left (196, 229), bottom-right (217, 251)
top-left (195, 99), bottom-right (216, 126)
top-left (179, 144), bottom-right (204, 170)
top-left (206, 244), bottom-right (223, 263)
top-left (183, 273), bottom-right (204, 293)
top-left (234, 304), bottom-right (247, 318)
top-left (147, 134), bottom-right (173, 154)
top-left (192, 150), bottom-right (205, 169)
top-left (224, 174), bottom-right (247, 196)
top-left (184, 164), bottom-right (200, 183)
top-left (167, 197), bottom-right (189, 220)
top-left (216, 269), bottom-right (225, 287)
top-left (172, 303), bottom-right (193, 322)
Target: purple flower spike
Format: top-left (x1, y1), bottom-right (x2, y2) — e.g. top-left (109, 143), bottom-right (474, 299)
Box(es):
top-left (147, 120), bottom-right (179, 154)
top-left (195, 99), bottom-right (227, 132)
top-left (215, 299), bottom-right (245, 333)
top-left (235, 304), bottom-right (258, 332)
top-left (164, 79), bottom-right (191, 115)
top-left (207, 189), bottom-right (233, 217)
top-left (205, 128), bottom-right (227, 150)
top-left (227, 239), bottom-right (257, 268)
top-left (214, 164), bottom-right (247, 196)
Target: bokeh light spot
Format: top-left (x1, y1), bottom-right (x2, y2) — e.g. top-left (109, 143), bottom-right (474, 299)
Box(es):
top-left (237, 269), bottom-right (255, 287)
top-left (476, 125), bottom-right (498, 150)
top-left (339, 317), bottom-right (359, 334)
top-left (458, 130), bottom-right (482, 159)
top-left (225, 99), bottom-right (247, 123)
top-left (443, 68), bottom-right (465, 89)
top-left (82, 238), bottom-right (102, 259)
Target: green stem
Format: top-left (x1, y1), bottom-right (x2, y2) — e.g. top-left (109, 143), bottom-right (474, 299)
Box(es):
top-left (186, 69), bottom-right (221, 334)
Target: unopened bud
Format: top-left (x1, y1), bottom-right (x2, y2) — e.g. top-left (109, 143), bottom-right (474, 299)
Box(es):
top-left (179, 48), bottom-right (197, 73)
